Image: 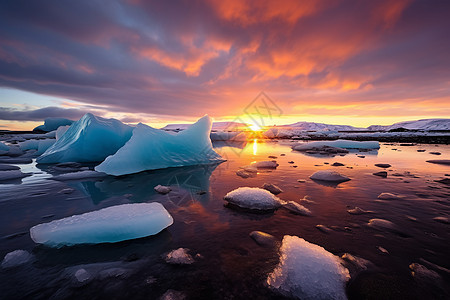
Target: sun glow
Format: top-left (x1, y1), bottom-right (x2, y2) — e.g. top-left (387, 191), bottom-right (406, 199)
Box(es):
top-left (252, 139), bottom-right (258, 155)
top-left (249, 123), bottom-right (262, 131)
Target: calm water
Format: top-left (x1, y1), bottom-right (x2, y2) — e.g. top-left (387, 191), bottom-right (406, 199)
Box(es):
top-left (0, 140), bottom-right (449, 299)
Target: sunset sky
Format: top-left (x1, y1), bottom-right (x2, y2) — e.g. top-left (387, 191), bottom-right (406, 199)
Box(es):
top-left (0, 0), bottom-right (449, 130)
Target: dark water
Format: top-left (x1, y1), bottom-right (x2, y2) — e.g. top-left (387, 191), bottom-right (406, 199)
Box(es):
top-left (0, 140), bottom-right (449, 299)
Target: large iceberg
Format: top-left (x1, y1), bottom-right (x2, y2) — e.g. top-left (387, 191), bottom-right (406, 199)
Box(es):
top-left (33, 117), bottom-right (74, 132)
top-left (30, 203), bottom-right (173, 247)
top-left (292, 140), bottom-right (379, 151)
top-left (37, 113), bottom-right (133, 164)
top-left (96, 115), bottom-right (223, 176)
top-left (267, 235), bottom-right (350, 299)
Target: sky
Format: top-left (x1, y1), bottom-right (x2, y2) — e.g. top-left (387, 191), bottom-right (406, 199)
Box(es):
top-left (0, 0), bottom-right (449, 130)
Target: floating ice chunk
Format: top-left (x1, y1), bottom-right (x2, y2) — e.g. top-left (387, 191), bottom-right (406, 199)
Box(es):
top-left (0, 141), bottom-right (9, 154)
top-left (375, 163), bottom-right (391, 168)
top-left (283, 201), bottom-right (311, 216)
top-left (367, 218), bottom-right (408, 237)
top-left (154, 185), bottom-right (171, 194)
top-left (310, 170), bottom-right (350, 182)
top-left (377, 192), bottom-right (404, 200)
top-left (37, 113), bottom-right (133, 164)
top-left (267, 235), bottom-right (350, 300)
top-left (341, 253), bottom-right (373, 271)
top-left (433, 216), bottom-right (449, 224)
top-left (316, 224), bottom-right (332, 234)
top-left (347, 207), bottom-right (372, 215)
top-left (236, 169), bottom-right (255, 178)
top-left (164, 248), bottom-right (194, 265)
top-left (0, 170), bottom-right (29, 181)
top-left (251, 160), bottom-right (279, 168)
top-left (249, 231), bottom-right (278, 247)
top-left (30, 203), bottom-right (173, 246)
top-left (95, 115), bottom-right (223, 176)
top-left (261, 183), bottom-right (283, 195)
top-left (224, 187), bottom-right (284, 210)
top-left (293, 139), bottom-right (379, 151)
top-left (51, 170), bottom-right (107, 181)
top-left (373, 171), bottom-right (387, 177)
top-left (33, 117), bottom-right (74, 132)
top-left (75, 268), bottom-right (91, 283)
top-left (1, 250), bottom-right (33, 268)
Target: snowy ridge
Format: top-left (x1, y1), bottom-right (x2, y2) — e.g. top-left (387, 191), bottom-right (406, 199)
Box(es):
top-left (279, 121), bottom-right (364, 131)
top-left (367, 119), bottom-right (450, 131)
top-left (162, 121), bottom-right (248, 131)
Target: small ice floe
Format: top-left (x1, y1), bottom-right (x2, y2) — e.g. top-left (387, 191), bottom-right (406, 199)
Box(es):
top-left (96, 115), bottom-right (224, 176)
top-left (236, 169), bottom-right (255, 178)
top-left (316, 224), bottom-right (332, 234)
top-left (74, 268), bottom-right (91, 283)
top-left (433, 216), bottom-right (449, 224)
top-left (341, 253), bottom-right (374, 271)
top-left (30, 203), bottom-right (173, 247)
top-left (261, 183), bottom-right (283, 195)
top-left (297, 179), bottom-right (306, 183)
top-left (417, 149), bottom-right (426, 152)
top-left (267, 235), bottom-right (350, 300)
top-left (377, 246), bottom-right (389, 254)
top-left (310, 170), bottom-right (350, 182)
top-left (331, 162), bottom-right (345, 166)
top-left (375, 163), bottom-right (391, 168)
top-left (426, 159), bottom-right (450, 165)
top-left (223, 187), bottom-right (284, 210)
top-left (347, 207), bottom-right (373, 215)
top-left (377, 192), bottom-right (405, 200)
top-left (249, 231), bottom-right (278, 248)
top-left (368, 218), bottom-right (408, 237)
top-left (0, 170), bottom-right (29, 181)
top-left (0, 164), bottom-right (20, 171)
top-left (373, 171), bottom-right (387, 178)
top-left (429, 152), bottom-right (441, 155)
top-left (250, 160), bottom-right (279, 169)
top-left (51, 170), bottom-right (107, 181)
top-left (154, 185), bottom-right (171, 194)
top-left (409, 263), bottom-right (441, 282)
top-left (268, 155), bottom-right (277, 159)
top-left (164, 248), bottom-right (194, 265)
top-left (1, 250), bottom-right (33, 268)
top-left (282, 201), bottom-right (311, 216)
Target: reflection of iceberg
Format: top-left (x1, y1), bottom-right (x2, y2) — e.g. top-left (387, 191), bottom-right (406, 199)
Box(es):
top-left (71, 164), bottom-right (220, 205)
top-left (96, 115), bottom-right (223, 176)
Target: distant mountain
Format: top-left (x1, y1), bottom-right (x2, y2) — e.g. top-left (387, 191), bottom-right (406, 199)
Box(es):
top-left (162, 121), bottom-right (248, 131)
top-left (279, 121), bottom-right (364, 131)
top-left (367, 119), bottom-right (450, 131)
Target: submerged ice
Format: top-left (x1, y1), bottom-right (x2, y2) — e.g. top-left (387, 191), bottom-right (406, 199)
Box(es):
top-left (96, 115), bottom-right (223, 176)
top-left (37, 113), bottom-right (133, 164)
top-left (30, 203), bottom-right (173, 246)
top-left (267, 235), bottom-right (350, 300)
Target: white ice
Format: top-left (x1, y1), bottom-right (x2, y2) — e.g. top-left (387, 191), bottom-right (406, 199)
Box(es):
top-left (30, 202), bottom-right (173, 246)
top-left (1, 250), bottom-right (33, 268)
top-left (33, 117), bottom-right (74, 132)
top-left (224, 187), bottom-right (284, 210)
top-left (267, 235), bottom-right (350, 300)
top-left (95, 115), bottom-right (223, 176)
top-left (310, 170), bottom-right (351, 182)
top-left (37, 113), bottom-right (133, 164)
top-left (292, 140), bottom-right (379, 151)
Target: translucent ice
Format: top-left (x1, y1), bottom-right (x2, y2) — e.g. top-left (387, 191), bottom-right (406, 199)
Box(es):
top-left (33, 117), bottom-right (74, 132)
top-left (1, 250), bottom-right (33, 268)
top-left (0, 141), bottom-right (10, 154)
top-left (267, 235), bottom-right (350, 299)
top-left (30, 203), bottom-right (173, 247)
top-left (96, 115), bottom-right (223, 176)
top-left (19, 139), bottom-right (56, 155)
top-left (310, 170), bottom-right (350, 182)
top-left (224, 187), bottom-right (284, 210)
top-left (37, 113), bottom-right (133, 164)
top-left (292, 139), bottom-right (379, 151)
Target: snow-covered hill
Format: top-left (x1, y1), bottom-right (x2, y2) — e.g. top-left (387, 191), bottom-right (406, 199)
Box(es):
top-left (280, 121), bottom-right (364, 131)
top-left (368, 119), bottom-right (450, 131)
top-left (162, 121), bottom-right (248, 131)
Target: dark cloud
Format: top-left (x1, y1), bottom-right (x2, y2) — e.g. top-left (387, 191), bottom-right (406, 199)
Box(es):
top-left (0, 0), bottom-right (449, 120)
top-left (0, 106), bottom-right (89, 121)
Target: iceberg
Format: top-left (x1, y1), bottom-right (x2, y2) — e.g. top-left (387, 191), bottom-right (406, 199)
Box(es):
top-left (19, 139), bottom-right (55, 155)
top-left (95, 115), bottom-right (223, 176)
top-left (30, 203), bottom-right (173, 247)
top-left (0, 141), bottom-right (10, 154)
top-left (292, 139), bottom-right (380, 151)
top-left (267, 235), bottom-right (350, 299)
top-left (223, 187), bottom-right (284, 210)
top-left (33, 117), bottom-right (74, 132)
top-left (37, 113), bottom-right (133, 164)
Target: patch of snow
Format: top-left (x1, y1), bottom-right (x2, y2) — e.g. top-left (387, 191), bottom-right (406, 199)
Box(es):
top-left (30, 202), bottom-right (173, 246)
top-left (95, 115), bottom-right (223, 176)
top-left (224, 187), bottom-right (284, 210)
top-left (267, 235), bottom-right (350, 300)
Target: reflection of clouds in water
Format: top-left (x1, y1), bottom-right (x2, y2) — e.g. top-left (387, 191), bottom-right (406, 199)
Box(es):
top-left (66, 163), bottom-right (221, 206)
